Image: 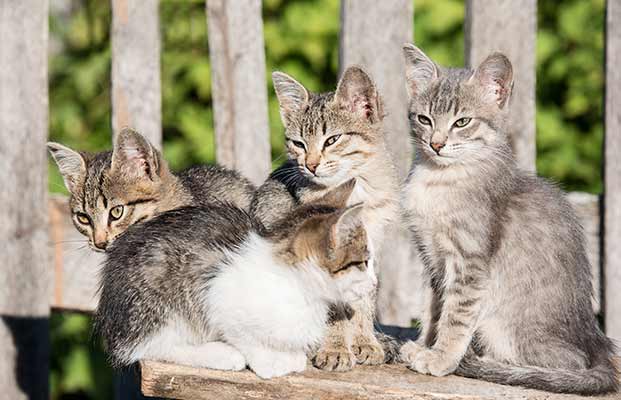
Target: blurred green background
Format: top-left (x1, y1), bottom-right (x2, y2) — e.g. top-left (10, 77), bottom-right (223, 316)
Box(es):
top-left (48, 0), bottom-right (605, 398)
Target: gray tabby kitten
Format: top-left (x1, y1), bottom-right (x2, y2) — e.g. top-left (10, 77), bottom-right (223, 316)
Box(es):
top-left (400, 44), bottom-right (618, 395)
top-left (94, 181), bottom-right (377, 379)
top-left (47, 128), bottom-right (255, 252)
top-left (251, 66), bottom-right (400, 371)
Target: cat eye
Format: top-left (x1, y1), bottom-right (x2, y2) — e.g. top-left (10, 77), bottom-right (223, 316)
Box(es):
top-left (454, 117), bottom-right (472, 128)
top-left (417, 115), bottom-right (432, 126)
top-left (76, 213), bottom-right (90, 225)
top-left (109, 205), bottom-right (124, 221)
top-left (290, 140), bottom-right (306, 150)
top-left (323, 135), bottom-right (341, 148)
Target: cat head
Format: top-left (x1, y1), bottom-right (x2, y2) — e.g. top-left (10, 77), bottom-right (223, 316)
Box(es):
top-left (271, 179), bottom-right (374, 301)
top-left (272, 66), bottom-right (385, 187)
top-left (403, 43), bottom-right (514, 167)
top-left (48, 128), bottom-right (179, 252)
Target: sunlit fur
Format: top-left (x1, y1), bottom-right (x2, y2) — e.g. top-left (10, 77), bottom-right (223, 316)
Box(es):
top-left (47, 128), bottom-right (255, 252)
top-left (94, 184), bottom-right (375, 379)
top-left (251, 67), bottom-right (400, 371)
top-left (400, 44), bottom-right (618, 395)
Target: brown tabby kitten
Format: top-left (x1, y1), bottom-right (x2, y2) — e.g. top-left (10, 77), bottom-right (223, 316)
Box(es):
top-left (251, 66), bottom-right (400, 371)
top-left (48, 128), bottom-right (255, 252)
top-left (400, 44), bottom-right (618, 395)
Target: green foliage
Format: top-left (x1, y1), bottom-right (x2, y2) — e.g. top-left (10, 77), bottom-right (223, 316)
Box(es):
top-left (48, 1), bottom-right (605, 398)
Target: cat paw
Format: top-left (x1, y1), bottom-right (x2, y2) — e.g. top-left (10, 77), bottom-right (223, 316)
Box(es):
top-left (352, 337), bottom-right (384, 365)
top-left (249, 351), bottom-right (306, 379)
top-left (399, 340), bottom-right (425, 364)
top-left (313, 344), bottom-right (356, 372)
top-left (409, 348), bottom-right (459, 377)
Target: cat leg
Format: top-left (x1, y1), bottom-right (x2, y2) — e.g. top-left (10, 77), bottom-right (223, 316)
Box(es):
top-left (240, 345), bottom-right (307, 379)
top-left (142, 341), bottom-right (246, 371)
top-left (313, 318), bottom-right (357, 371)
top-left (351, 296), bottom-right (385, 365)
top-left (401, 284), bottom-right (441, 363)
top-left (410, 257), bottom-right (487, 377)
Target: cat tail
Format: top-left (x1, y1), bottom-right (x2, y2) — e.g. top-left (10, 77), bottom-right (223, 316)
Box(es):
top-left (374, 331), bottom-right (404, 364)
top-left (455, 351), bottom-right (619, 395)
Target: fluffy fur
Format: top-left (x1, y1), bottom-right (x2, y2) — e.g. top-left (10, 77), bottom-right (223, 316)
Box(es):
top-left (94, 182), bottom-right (376, 379)
top-left (47, 128), bottom-right (255, 252)
top-left (399, 43), bottom-right (618, 395)
top-left (251, 67), bottom-right (400, 371)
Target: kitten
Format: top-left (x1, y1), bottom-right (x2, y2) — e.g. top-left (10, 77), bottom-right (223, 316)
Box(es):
top-left (251, 66), bottom-right (400, 371)
top-left (93, 180), bottom-right (377, 379)
top-left (399, 44), bottom-right (618, 395)
top-left (47, 128), bottom-right (255, 252)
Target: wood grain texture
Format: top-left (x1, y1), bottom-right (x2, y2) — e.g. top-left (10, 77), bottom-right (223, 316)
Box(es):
top-left (604, 0), bottom-right (621, 343)
top-left (340, 0), bottom-right (423, 325)
top-left (112, 0), bottom-right (162, 147)
top-left (465, 0), bottom-right (537, 171)
top-left (48, 196), bottom-right (104, 313)
top-left (140, 360), bottom-right (618, 400)
top-left (0, 1), bottom-right (50, 398)
top-left (206, 0), bottom-right (271, 185)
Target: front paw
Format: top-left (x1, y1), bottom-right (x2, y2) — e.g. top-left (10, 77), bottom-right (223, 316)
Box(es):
top-left (313, 344), bottom-right (356, 372)
top-left (399, 340), bottom-right (425, 364)
top-left (409, 348), bottom-right (459, 377)
top-left (352, 336), bottom-right (384, 365)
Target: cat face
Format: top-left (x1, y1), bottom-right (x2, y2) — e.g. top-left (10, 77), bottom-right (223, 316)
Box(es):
top-left (272, 67), bottom-right (385, 187)
top-left (403, 44), bottom-right (514, 167)
top-left (48, 129), bottom-right (171, 252)
top-left (271, 179), bottom-right (375, 301)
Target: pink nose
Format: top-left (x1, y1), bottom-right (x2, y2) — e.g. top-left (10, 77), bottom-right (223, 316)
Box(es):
top-left (430, 141), bottom-right (445, 154)
top-left (306, 162), bottom-right (319, 174)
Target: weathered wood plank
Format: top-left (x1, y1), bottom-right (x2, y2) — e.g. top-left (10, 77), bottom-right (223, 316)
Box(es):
top-left (48, 196), bottom-right (103, 313)
top-left (140, 360), bottom-right (617, 400)
top-left (340, 0), bottom-right (422, 326)
top-left (604, 0), bottom-right (621, 343)
top-left (112, 0), bottom-right (162, 146)
top-left (206, 0), bottom-right (271, 185)
top-left (465, 0), bottom-right (537, 171)
top-left (0, 1), bottom-right (50, 398)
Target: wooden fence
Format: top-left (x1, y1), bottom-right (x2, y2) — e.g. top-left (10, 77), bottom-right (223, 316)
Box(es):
top-left (0, 0), bottom-right (619, 399)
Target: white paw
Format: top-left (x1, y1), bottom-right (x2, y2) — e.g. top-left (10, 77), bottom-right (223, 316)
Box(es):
top-left (247, 349), bottom-right (307, 379)
top-left (194, 342), bottom-right (246, 371)
top-left (400, 340), bottom-right (425, 364)
top-left (409, 348), bottom-right (459, 377)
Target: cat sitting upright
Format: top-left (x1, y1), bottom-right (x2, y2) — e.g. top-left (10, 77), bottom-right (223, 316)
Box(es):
top-left (94, 180), bottom-right (376, 379)
top-left (400, 43), bottom-right (618, 395)
top-left (47, 128), bottom-right (255, 252)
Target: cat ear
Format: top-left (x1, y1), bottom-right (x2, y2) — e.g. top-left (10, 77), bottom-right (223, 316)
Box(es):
top-left (470, 52), bottom-right (514, 109)
top-left (111, 128), bottom-right (161, 181)
top-left (272, 71), bottom-right (309, 127)
top-left (316, 178), bottom-right (357, 208)
top-left (403, 43), bottom-right (439, 99)
top-left (47, 142), bottom-right (86, 193)
top-left (330, 204), bottom-right (365, 248)
top-left (334, 66), bottom-right (383, 123)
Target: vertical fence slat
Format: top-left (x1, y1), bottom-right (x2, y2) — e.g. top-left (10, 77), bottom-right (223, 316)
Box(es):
top-left (206, 0), bottom-right (271, 185)
top-left (465, 0), bottom-right (537, 171)
top-left (604, 0), bottom-right (621, 343)
top-left (0, 1), bottom-right (50, 399)
top-left (112, 0), bottom-right (162, 147)
top-left (340, 0), bottom-right (421, 325)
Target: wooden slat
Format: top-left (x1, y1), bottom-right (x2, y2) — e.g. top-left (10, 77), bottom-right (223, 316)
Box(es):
top-left (140, 360), bottom-right (617, 400)
top-left (340, 0), bottom-right (422, 326)
top-left (206, 0), bottom-right (271, 185)
top-left (465, 0), bottom-right (537, 171)
top-left (0, 1), bottom-right (50, 398)
top-left (604, 0), bottom-right (621, 342)
top-left (111, 0), bottom-right (162, 146)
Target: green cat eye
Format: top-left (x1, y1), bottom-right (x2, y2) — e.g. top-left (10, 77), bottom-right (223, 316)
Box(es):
top-left (323, 134), bottom-right (341, 148)
top-left (109, 205), bottom-right (124, 221)
top-left (454, 117), bottom-right (472, 128)
top-left (417, 115), bottom-right (432, 126)
top-left (76, 213), bottom-right (90, 225)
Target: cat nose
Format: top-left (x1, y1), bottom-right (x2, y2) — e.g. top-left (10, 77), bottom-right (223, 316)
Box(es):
top-left (306, 162), bottom-right (319, 174)
top-left (430, 141), bottom-right (445, 154)
top-left (94, 240), bottom-right (108, 251)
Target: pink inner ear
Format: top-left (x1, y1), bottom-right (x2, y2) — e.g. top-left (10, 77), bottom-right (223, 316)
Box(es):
top-left (124, 146), bottom-right (150, 175)
top-left (350, 94), bottom-right (372, 119)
